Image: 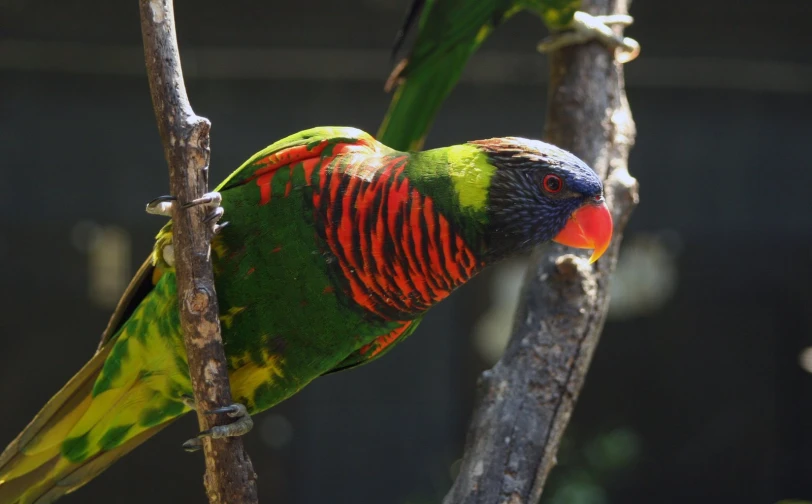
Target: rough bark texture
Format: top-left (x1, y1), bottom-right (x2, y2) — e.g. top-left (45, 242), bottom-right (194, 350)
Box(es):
top-left (138, 1), bottom-right (259, 502)
top-left (444, 1), bottom-right (640, 503)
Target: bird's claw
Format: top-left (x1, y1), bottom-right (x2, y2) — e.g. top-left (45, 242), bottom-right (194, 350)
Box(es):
top-left (146, 192), bottom-right (225, 234)
top-left (537, 11), bottom-right (640, 63)
top-left (182, 402), bottom-right (254, 453)
top-left (146, 195), bottom-right (177, 217)
top-left (203, 206), bottom-right (224, 224)
top-left (181, 192), bottom-right (222, 210)
top-left (206, 403), bottom-right (249, 417)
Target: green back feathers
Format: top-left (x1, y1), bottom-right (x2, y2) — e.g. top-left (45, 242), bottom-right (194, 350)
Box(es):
top-left (216, 126), bottom-right (375, 191)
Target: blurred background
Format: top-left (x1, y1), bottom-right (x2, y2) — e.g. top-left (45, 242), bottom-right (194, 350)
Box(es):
top-left (1, 0), bottom-right (811, 503)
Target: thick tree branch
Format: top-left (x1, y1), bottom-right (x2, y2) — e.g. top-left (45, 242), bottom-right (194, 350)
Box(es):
top-left (138, 1), bottom-right (259, 502)
top-left (444, 1), bottom-right (640, 503)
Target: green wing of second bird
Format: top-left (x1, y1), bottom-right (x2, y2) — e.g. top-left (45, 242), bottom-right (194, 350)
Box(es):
top-left (377, 0), bottom-right (580, 152)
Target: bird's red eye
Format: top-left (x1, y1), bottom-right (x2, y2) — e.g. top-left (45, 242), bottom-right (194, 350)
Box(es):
top-left (543, 174), bottom-right (563, 194)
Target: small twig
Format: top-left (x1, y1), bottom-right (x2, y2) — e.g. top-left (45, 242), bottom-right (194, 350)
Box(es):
top-left (138, 0), bottom-right (259, 502)
top-left (444, 0), bottom-right (640, 503)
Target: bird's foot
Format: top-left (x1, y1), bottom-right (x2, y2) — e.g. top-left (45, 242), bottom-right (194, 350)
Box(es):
top-left (146, 192), bottom-right (228, 234)
top-left (182, 403), bottom-right (254, 453)
top-left (537, 11), bottom-right (640, 63)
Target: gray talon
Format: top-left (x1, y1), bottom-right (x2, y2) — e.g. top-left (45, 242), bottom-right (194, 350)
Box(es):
top-left (182, 402), bottom-right (253, 452)
top-left (206, 403), bottom-right (248, 417)
top-left (187, 191), bottom-right (223, 233)
top-left (181, 191), bottom-right (222, 209)
top-left (213, 221), bottom-right (230, 235)
top-left (182, 437), bottom-right (203, 452)
top-left (148, 191), bottom-right (224, 234)
top-left (204, 207), bottom-right (225, 235)
top-left (204, 206), bottom-right (225, 224)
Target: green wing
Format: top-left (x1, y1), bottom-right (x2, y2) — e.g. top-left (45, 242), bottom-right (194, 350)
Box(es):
top-left (377, 0), bottom-right (516, 152)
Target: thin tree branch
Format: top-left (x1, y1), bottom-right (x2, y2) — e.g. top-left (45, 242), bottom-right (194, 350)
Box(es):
top-left (444, 0), bottom-right (640, 502)
top-left (138, 1), bottom-right (259, 502)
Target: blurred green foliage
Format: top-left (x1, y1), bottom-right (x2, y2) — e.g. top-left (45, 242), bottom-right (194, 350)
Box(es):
top-left (542, 428), bottom-right (641, 504)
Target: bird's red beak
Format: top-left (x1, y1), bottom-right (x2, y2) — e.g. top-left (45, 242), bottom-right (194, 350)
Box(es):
top-left (552, 198), bottom-right (613, 263)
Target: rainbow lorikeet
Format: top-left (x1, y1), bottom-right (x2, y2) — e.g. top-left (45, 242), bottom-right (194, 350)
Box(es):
top-left (378, 0), bottom-right (640, 151)
top-left (0, 126), bottom-right (612, 504)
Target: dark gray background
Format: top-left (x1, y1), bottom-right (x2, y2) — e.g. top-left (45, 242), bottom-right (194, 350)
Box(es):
top-left (1, 1), bottom-right (811, 503)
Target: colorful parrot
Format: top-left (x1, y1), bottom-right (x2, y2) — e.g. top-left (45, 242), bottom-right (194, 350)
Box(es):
top-left (377, 0), bottom-right (640, 152)
top-left (0, 126), bottom-right (612, 504)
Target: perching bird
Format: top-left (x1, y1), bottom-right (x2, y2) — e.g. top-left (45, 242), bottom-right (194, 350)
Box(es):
top-left (378, 0), bottom-right (640, 151)
top-left (0, 126), bottom-right (612, 504)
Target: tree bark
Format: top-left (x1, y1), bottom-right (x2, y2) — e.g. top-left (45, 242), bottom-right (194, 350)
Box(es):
top-left (138, 1), bottom-right (259, 502)
top-left (444, 1), bottom-right (640, 503)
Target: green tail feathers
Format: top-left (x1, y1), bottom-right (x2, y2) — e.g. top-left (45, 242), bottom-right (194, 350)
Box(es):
top-left (0, 344), bottom-right (177, 504)
top-left (0, 267), bottom-right (195, 504)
